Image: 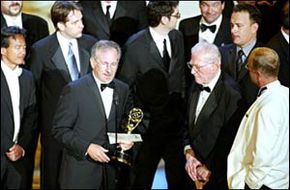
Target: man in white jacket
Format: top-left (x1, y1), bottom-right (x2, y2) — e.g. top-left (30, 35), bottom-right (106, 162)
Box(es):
top-left (227, 47), bottom-right (289, 189)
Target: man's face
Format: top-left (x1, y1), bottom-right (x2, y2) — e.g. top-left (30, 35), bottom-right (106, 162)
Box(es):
top-left (1, 34), bottom-right (26, 67)
top-left (199, 1), bottom-right (224, 24)
top-left (59, 10), bottom-right (84, 39)
top-left (166, 6), bottom-right (180, 31)
top-left (1, 1), bottom-right (23, 16)
top-left (91, 48), bottom-right (119, 84)
top-left (190, 52), bottom-right (217, 85)
top-left (231, 11), bottom-right (258, 48)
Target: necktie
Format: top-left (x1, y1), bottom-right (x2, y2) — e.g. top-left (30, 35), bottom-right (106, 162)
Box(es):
top-left (101, 81), bottom-right (115, 91)
top-left (105, 5), bottom-right (111, 24)
top-left (257, 87), bottom-right (267, 97)
top-left (236, 49), bottom-right (245, 74)
top-left (198, 85), bottom-right (211, 93)
top-left (67, 42), bottom-right (79, 81)
top-left (200, 23), bottom-right (216, 33)
top-left (162, 39), bottom-right (170, 72)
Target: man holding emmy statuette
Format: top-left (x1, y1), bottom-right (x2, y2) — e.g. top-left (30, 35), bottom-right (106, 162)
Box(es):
top-left (51, 40), bottom-right (134, 189)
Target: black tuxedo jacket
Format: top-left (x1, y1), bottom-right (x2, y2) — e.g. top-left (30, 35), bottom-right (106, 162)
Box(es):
top-left (267, 31), bottom-right (289, 87)
top-left (27, 33), bottom-right (97, 136)
top-left (183, 72), bottom-right (243, 189)
top-left (79, 1), bottom-right (148, 46)
top-left (219, 42), bottom-right (263, 107)
top-left (1, 68), bottom-right (37, 179)
top-left (179, 15), bottom-right (232, 62)
top-left (117, 28), bottom-right (186, 135)
top-left (1, 13), bottom-right (49, 53)
top-left (51, 74), bottom-right (130, 189)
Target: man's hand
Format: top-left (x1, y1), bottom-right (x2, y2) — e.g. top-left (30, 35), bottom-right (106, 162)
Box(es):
top-left (6, 144), bottom-right (24, 161)
top-left (119, 141), bottom-right (134, 151)
top-left (185, 155), bottom-right (202, 181)
top-left (196, 165), bottom-right (211, 182)
top-left (87, 144), bottom-right (110, 163)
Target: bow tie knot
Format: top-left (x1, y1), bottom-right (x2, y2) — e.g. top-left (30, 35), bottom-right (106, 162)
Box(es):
top-left (198, 85), bottom-right (211, 92)
top-left (200, 23), bottom-right (216, 33)
top-left (101, 81), bottom-right (115, 91)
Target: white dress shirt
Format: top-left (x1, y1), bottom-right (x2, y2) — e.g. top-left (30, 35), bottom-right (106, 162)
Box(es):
top-left (101, 1), bottom-right (117, 19)
top-left (1, 61), bottom-right (23, 143)
top-left (2, 13), bottom-right (23, 28)
top-left (199, 14), bottom-right (223, 44)
top-left (92, 75), bottom-right (113, 119)
top-left (227, 80), bottom-right (289, 189)
top-left (149, 27), bottom-right (172, 58)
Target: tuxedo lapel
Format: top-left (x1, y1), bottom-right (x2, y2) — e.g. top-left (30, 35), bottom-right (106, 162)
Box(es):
top-left (19, 74), bottom-right (25, 119)
top-left (146, 30), bottom-right (167, 71)
top-left (1, 14), bottom-right (7, 28)
top-left (114, 2), bottom-right (126, 20)
top-left (193, 92), bottom-right (218, 137)
top-left (1, 70), bottom-right (13, 115)
top-left (51, 46), bottom-right (71, 82)
top-left (78, 46), bottom-right (90, 76)
top-left (93, 2), bottom-right (110, 36)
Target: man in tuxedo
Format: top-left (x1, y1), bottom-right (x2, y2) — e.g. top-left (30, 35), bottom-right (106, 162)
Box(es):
top-left (184, 41), bottom-right (244, 190)
top-left (27, 1), bottom-right (97, 189)
top-left (52, 40), bottom-right (133, 189)
top-left (267, 0), bottom-right (289, 87)
top-left (79, 1), bottom-right (148, 47)
top-left (179, 0), bottom-right (232, 62)
top-left (219, 3), bottom-right (263, 108)
top-left (228, 47), bottom-right (289, 189)
top-left (1, 1), bottom-right (49, 55)
top-left (118, 1), bottom-right (189, 189)
top-left (1, 26), bottom-right (37, 189)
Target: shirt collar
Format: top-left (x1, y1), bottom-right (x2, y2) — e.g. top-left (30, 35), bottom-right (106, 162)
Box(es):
top-left (1, 60), bottom-right (22, 77)
top-left (56, 31), bottom-right (77, 55)
top-left (2, 13), bottom-right (23, 28)
top-left (203, 69), bottom-right (221, 92)
top-left (101, 1), bottom-right (117, 16)
top-left (237, 39), bottom-right (257, 58)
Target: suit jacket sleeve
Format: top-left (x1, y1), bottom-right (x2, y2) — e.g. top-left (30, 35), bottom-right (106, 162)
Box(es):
top-left (51, 84), bottom-right (90, 158)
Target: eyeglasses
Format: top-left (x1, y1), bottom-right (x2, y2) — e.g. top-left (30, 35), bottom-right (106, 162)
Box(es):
top-left (187, 61), bottom-right (211, 71)
top-left (171, 12), bottom-right (181, 19)
top-left (94, 57), bottom-right (118, 68)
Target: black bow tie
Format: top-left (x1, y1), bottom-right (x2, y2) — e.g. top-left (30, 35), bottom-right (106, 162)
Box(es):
top-left (200, 23), bottom-right (216, 33)
top-left (198, 85), bottom-right (211, 93)
top-left (101, 81), bottom-right (115, 91)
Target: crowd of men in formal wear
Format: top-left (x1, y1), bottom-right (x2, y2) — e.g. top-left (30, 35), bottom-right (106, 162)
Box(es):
top-left (1, 1), bottom-right (289, 189)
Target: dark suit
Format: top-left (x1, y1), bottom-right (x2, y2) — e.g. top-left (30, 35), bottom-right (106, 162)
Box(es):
top-left (79, 1), bottom-right (148, 47)
top-left (51, 74), bottom-right (130, 189)
top-left (27, 33), bottom-right (97, 189)
top-left (1, 13), bottom-right (49, 55)
top-left (267, 31), bottom-right (289, 87)
top-left (118, 28), bottom-right (188, 189)
top-left (1, 68), bottom-right (37, 189)
top-left (1, 13), bottom-right (48, 189)
top-left (183, 72), bottom-right (244, 190)
top-left (179, 15), bottom-right (232, 62)
top-left (219, 42), bottom-right (263, 107)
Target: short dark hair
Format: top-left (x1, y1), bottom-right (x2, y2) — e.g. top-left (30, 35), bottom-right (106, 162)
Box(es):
top-left (147, 1), bottom-right (179, 27)
top-left (50, 1), bottom-right (82, 30)
top-left (281, 1), bottom-right (289, 29)
top-left (199, 0), bottom-right (225, 4)
top-left (1, 26), bottom-right (26, 48)
top-left (232, 3), bottom-right (262, 26)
